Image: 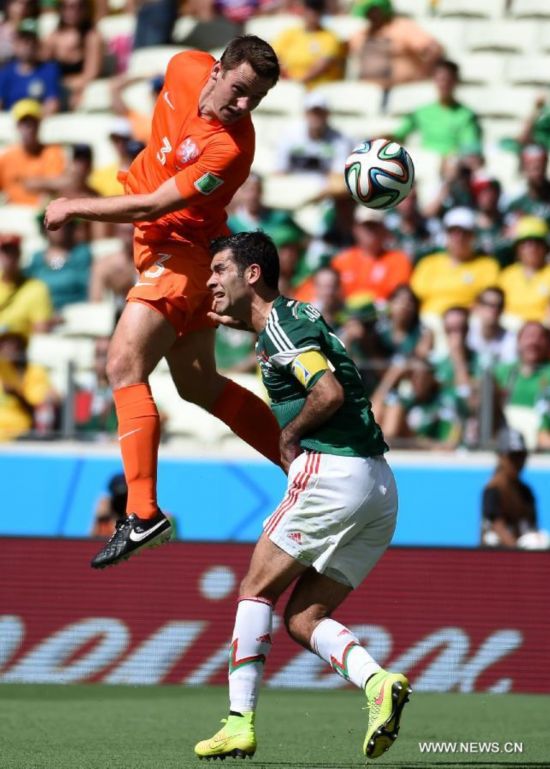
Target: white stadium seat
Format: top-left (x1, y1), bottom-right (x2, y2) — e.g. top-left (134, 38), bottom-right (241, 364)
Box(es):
top-left (386, 82), bottom-right (435, 117)
top-left (58, 302), bottom-right (116, 338)
top-left (171, 15), bottom-right (198, 43)
top-left (127, 46), bottom-right (187, 78)
top-left (418, 19), bottom-right (466, 57)
top-left (323, 14), bottom-right (367, 42)
top-left (0, 205), bottom-right (41, 239)
top-left (456, 53), bottom-right (507, 86)
top-left (392, 0), bottom-right (429, 17)
top-left (39, 113), bottom-right (120, 168)
top-left (0, 111), bottom-right (16, 144)
top-left (456, 85), bottom-right (537, 120)
top-left (511, 0), bottom-right (550, 18)
top-left (97, 13), bottom-right (136, 43)
top-left (261, 175), bottom-right (326, 210)
top-left (89, 238), bottom-right (124, 262)
top-left (465, 20), bottom-right (538, 54)
top-left (436, 0), bottom-right (507, 18)
top-left (503, 405), bottom-right (540, 451)
top-left (312, 81), bottom-right (385, 117)
top-left (78, 79), bottom-right (112, 112)
top-left (121, 79), bottom-right (155, 115)
top-left (244, 13), bottom-right (301, 43)
top-left (506, 56), bottom-right (550, 86)
top-left (254, 80), bottom-right (305, 117)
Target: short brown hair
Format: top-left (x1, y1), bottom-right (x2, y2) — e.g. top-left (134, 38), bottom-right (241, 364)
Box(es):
top-left (220, 35), bottom-right (280, 85)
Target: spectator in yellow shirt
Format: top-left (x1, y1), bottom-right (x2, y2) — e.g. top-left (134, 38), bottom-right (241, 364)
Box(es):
top-left (0, 330), bottom-right (58, 441)
top-left (0, 98), bottom-right (65, 206)
top-left (411, 207), bottom-right (500, 317)
top-left (499, 216), bottom-right (550, 325)
top-left (273, 0), bottom-right (345, 90)
top-left (0, 234), bottom-right (53, 337)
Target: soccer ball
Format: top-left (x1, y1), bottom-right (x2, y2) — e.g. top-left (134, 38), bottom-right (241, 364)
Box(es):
top-left (344, 138), bottom-right (415, 210)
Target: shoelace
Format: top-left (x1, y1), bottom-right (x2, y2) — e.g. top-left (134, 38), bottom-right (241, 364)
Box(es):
top-left (106, 517), bottom-right (131, 543)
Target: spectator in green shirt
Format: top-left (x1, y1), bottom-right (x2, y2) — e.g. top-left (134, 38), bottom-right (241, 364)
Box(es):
top-left (506, 145), bottom-right (550, 227)
top-left (494, 321), bottom-right (550, 448)
top-left (392, 59), bottom-right (482, 157)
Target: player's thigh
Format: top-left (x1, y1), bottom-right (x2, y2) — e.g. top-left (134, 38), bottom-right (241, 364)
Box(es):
top-left (107, 300), bottom-right (178, 386)
top-left (240, 532), bottom-right (308, 605)
top-left (165, 326), bottom-right (227, 408)
top-left (283, 568), bottom-right (353, 644)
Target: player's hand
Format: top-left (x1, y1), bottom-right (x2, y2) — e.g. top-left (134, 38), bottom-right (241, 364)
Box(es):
top-left (280, 430), bottom-right (303, 474)
top-left (44, 198), bottom-right (73, 231)
top-left (207, 311), bottom-right (249, 331)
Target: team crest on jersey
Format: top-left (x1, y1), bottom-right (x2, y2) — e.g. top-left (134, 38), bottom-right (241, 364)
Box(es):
top-left (176, 137), bottom-right (200, 166)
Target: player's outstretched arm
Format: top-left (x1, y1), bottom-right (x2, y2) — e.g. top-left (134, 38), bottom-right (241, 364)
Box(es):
top-left (44, 177), bottom-right (185, 230)
top-left (280, 368), bottom-right (344, 472)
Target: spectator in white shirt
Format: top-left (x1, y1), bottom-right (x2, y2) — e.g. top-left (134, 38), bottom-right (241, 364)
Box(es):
top-left (467, 286), bottom-right (517, 367)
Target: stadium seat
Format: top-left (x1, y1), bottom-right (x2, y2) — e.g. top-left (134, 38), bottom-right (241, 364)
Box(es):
top-left (392, 0), bottom-right (429, 17)
top-left (506, 57), bottom-right (550, 86)
top-left (456, 85), bottom-right (538, 119)
top-left (456, 53), bottom-right (507, 85)
top-left (537, 22), bottom-right (550, 52)
top-left (313, 81), bottom-right (385, 117)
top-left (38, 10), bottom-right (59, 39)
top-left (121, 79), bottom-right (155, 115)
top-left (465, 20), bottom-right (538, 54)
top-left (262, 174), bottom-right (326, 210)
top-left (58, 301), bottom-right (116, 338)
top-left (172, 15), bottom-right (198, 43)
top-left (480, 118), bottom-right (523, 148)
top-left (0, 205), bottom-right (41, 239)
top-left (386, 82), bottom-right (435, 117)
top-left (89, 237), bottom-right (124, 261)
top-left (418, 19), bottom-right (466, 58)
top-left (0, 111), bottom-right (16, 144)
top-left (78, 79), bottom-right (112, 113)
top-left (127, 45), bottom-right (187, 78)
top-left (323, 14), bottom-right (367, 42)
top-left (511, 0), bottom-right (550, 18)
top-left (40, 114), bottom-right (119, 168)
top-left (436, 0), bottom-right (506, 18)
top-left (254, 80), bottom-right (305, 117)
top-left (97, 13), bottom-right (136, 43)
top-left (484, 147), bottom-right (522, 189)
top-left (28, 334), bottom-right (95, 372)
top-left (244, 13), bottom-right (301, 42)
top-left (330, 114), bottom-right (400, 143)
top-left (503, 405), bottom-right (540, 450)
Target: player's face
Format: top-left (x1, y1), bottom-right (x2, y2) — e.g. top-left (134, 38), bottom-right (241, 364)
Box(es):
top-left (211, 62), bottom-right (273, 124)
top-left (208, 249), bottom-right (251, 317)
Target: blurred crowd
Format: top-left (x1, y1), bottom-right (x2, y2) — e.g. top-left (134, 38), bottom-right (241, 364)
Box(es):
top-left (0, 0), bottom-right (550, 454)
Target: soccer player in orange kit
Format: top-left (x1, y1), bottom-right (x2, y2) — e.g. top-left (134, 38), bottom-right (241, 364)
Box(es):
top-left (44, 36), bottom-right (282, 569)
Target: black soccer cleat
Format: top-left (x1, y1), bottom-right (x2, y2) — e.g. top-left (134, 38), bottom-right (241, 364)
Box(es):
top-left (91, 511), bottom-right (172, 569)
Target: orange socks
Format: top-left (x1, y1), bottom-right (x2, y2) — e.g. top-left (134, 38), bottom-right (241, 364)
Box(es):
top-left (212, 379), bottom-right (281, 467)
top-left (113, 383), bottom-right (160, 519)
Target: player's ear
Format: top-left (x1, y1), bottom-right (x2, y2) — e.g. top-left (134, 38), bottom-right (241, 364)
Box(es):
top-left (246, 263), bottom-right (261, 285)
top-left (211, 62), bottom-right (222, 82)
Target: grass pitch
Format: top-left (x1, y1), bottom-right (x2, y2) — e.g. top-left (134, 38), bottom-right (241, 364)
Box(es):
top-left (1, 685), bottom-right (548, 769)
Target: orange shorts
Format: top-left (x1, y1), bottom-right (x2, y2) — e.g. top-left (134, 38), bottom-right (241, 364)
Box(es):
top-left (127, 234), bottom-right (216, 337)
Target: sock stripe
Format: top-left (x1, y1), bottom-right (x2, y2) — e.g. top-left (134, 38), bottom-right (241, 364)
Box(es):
top-left (238, 596), bottom-right (273, 606)
top-left (330, 641), bottom-right (360, 681)
top-left (229, 638), bottom-right (266, 674)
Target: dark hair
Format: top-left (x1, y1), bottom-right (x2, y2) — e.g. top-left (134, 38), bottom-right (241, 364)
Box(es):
top-left (220, 35), bottom-right (280, 85)
top-left (210, 230), bottom-right (280, 290)
top-left (435, 58), bottom-right (460, 79)
top-left (443, 305), bottom-right (469, 321)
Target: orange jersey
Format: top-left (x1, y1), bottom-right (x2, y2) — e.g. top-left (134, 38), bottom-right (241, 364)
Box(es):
top-left (125, 51), bottom-right (255, 253)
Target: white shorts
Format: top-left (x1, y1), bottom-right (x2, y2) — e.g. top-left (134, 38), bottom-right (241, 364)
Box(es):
top-left (263, 451), bottom-right (398, 588)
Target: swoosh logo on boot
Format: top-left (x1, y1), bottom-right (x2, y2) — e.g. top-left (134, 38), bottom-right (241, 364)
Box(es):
top-left (129, 519), bottom-right (167, 542)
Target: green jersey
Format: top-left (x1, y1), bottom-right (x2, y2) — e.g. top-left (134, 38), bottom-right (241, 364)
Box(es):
top-left (256, 295), bottom-right (387, 457)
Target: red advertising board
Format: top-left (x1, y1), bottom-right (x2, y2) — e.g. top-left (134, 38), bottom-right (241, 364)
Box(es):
top-left (0, 539), bottom-right (548, 693)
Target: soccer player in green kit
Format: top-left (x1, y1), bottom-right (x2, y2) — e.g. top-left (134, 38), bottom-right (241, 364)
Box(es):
top-left (195, 231), bottom-right (411, 762)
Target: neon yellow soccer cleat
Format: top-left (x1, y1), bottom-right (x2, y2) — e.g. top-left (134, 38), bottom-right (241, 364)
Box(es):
top-left (363, 670), bottom-right (412, 760)
top-left (194, 712), bottom-right (257, 761)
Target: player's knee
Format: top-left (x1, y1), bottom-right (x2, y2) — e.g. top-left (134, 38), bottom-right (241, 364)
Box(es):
top-left (106, 347), bottom-right (140, 389)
